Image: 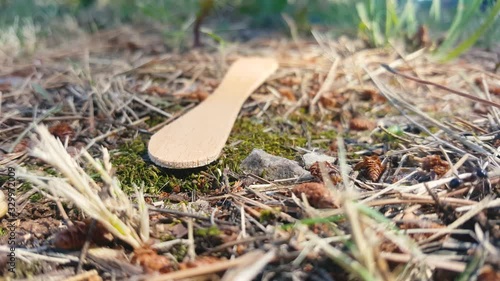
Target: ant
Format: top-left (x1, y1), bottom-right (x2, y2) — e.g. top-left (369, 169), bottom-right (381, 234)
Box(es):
top-left (448, 160), bottom-right (492, 200)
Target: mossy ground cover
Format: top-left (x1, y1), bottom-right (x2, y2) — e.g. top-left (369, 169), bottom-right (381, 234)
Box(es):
top-left (112, 114), bottom-right (337, 194)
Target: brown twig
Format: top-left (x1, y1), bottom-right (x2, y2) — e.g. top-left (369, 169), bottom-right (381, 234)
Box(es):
top-left (381, 64), bottom-right (500, 109)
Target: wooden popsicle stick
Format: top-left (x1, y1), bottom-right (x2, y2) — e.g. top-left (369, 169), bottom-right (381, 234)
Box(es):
top-left (148, 57), bottom-right (279, 169)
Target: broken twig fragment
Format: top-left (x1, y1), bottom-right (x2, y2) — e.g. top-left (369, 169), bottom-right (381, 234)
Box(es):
top-left (381, 64), bottom-right (500, 109)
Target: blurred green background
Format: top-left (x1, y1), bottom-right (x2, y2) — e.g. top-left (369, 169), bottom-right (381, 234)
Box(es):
top-left (0, 0), bottom-right (498, 60)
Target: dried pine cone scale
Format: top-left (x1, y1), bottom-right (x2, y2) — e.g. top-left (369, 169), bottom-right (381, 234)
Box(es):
top-left (354, 155), bottom-right (385, 182)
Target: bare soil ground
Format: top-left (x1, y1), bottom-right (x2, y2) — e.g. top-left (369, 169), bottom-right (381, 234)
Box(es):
top-left (0, 26), bottom-right (499, 280)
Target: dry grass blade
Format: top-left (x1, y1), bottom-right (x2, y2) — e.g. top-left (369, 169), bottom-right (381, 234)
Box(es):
top-left (17, 125), bottom-right (146, 249)
top-left (420, 196), bottom-right (499, 244)
top-left (0, 191), bottom-right (7, 219)
top-left (380, 252), bottom-right (466, 272)
top-left (8, 105), bottom-right (60, 153)
top-left (346, 48), bottom-right (426, 87)
top-left (381, 64), bottom-right (500, 109)
top-left (221, 249), bottom-right (276, 281)
top-left (63, 270), bottom-right (101, 281)
top-left (343, 200), bottom-right (378, 278)
top-left (301, 225), bottom-right (376, 281)
top-left (0, 246), bottom-right (74, 264)
top-left (309, 58), bottom-right (340, 114)
top-left (147, 250), bottom-right (268, 281)
top-left (365, 66), bottom-right (490, 157)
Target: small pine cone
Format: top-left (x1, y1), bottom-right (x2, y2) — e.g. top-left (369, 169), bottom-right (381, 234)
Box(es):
top-left (421, 155), bottom-right (449, 177)
top-left (49, 123), bottom-right (75, 141)
top-left (309, 161), bottom-right (342, 184)
top-left (292, 182), bottom-right (334, 208)
top-left (354, 155), bottom-right (384, 182)
top-left (309, 162), bottom-right (321, 180)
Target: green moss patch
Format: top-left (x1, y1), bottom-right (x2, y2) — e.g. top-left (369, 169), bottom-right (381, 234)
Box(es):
top-left (111, 114), bottom-right (337, 193)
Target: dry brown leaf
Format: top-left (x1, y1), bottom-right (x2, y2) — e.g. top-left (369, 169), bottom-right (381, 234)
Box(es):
top-left (278, 86), bottom-right (296, 101)
top-left (131, 245), bottom-right (172, 273)
top-left (478, 265), bottom-right (500, 281)
top-left (359, 88), bottom-right (386, 102)
top-left (185, 89), bottom-right (209, 102)
top-left (474, 77), bottom-right (500, 96)
top-left (54, 220), bottom-right (113, 250)
top-left (412, 25), bottom-right (431, 48)
top-left (178, 256), bottom-right (221, 270)
top-left (0, 82), bottom-right (11, 92)
top-left (12, 139), bottom-right (30, 153)
top-left (319, 94), bottom-right (339, 109)
top-left (145, 85), bottom-right (168, 95)
top-left (278, 76), bottom-right (301, 86)
top-left (349, 118), bottom-right (376, 131)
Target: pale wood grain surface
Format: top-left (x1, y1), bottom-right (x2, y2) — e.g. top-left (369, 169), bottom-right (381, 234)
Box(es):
top-left (148, 57), bottom-right (279, 169)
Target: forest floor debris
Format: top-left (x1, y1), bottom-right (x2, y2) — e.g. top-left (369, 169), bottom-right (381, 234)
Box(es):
top-left (0, 26), bottom-right (499, 280)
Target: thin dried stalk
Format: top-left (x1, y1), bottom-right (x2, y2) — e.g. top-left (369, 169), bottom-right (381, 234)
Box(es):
top-left (18, 125), bottom-right (146, 249)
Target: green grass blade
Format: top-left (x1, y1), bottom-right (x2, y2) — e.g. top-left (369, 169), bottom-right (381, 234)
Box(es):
top-left (430, 0), bottom-right (441, 21)
top-left (439, 0), bottom-right (500, 61)
top-left (456, 247), bottom-right (485, 281)
top-left (385, 0), bottom-right (398, 39)
top-left (397, 0), bottom-right (417, 35)
top-left (356, 2), bottom-right (374, 44)
top-left (437, 0), bottom-right (465, 52)
top-left (32, 83), bottom-right (55, 104)
top-left (438, 0), bottom-right (483, 53)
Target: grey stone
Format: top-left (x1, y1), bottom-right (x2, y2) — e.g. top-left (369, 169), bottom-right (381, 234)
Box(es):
top-left (240, 149), bottom-right (309, 180)
top-left (301, 152), bottom-right (336, 169)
